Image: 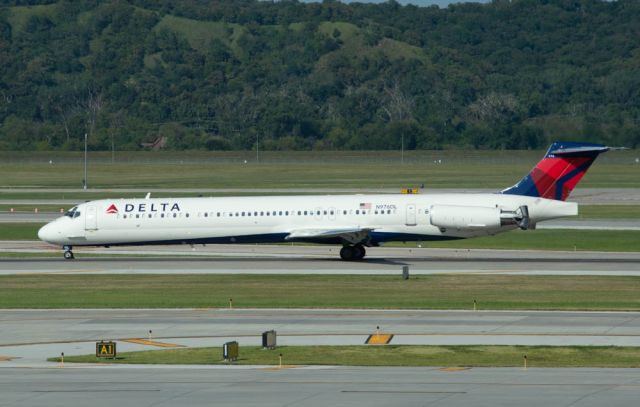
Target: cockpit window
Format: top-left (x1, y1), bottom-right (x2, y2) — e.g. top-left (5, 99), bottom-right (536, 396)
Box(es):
top-left (64, 207), bottom-right (81, 218)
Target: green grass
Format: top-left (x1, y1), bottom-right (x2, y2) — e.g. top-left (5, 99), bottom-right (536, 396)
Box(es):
top-left (3, 274), bottom-right (640, 310)
top-left (50, 345), bottom-right (640, 368)
top-left (578, 205), bottom-right (640, 219)
top-left (0, 252), bottom-right (63, 258)
top-left (419, 229), bottom-right (640, 252)
top-left (0, 223), bottom-right (43, 240)
top-left (155, 15), bottom-right (245, 54)
top-left (0, 150), bottom-right (637, 189)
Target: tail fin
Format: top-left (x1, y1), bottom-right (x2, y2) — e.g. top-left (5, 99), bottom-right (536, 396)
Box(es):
top-left (501, 141), bottom-right (609, 201)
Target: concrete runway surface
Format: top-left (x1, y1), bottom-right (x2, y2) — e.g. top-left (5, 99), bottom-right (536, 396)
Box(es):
top-left (1, 242), bottom-right (639, 276)
top-left (2, 366), bottom-right (640, 407)
top-left (4, 309), bottom-right (640, 367)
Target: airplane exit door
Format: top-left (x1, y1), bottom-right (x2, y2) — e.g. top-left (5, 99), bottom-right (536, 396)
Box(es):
top-left (405, 204), bottom-right (416, 226)
top-left (85, 205), bottom-right (98, 230)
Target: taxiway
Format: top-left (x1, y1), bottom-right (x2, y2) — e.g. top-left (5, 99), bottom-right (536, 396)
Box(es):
top-left (1, 242), bottom-right (639, 276)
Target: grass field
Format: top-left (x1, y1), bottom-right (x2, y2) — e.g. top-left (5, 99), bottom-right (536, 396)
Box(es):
top-left (2, 222), bottom-right (637, 252)
top-left (51, 345), bottom-right (640, 368)
top-left (420, 229), bottom-right (640, 252)
top-left (577, 205), bottom-right (640, 219)
top-left (0, 150), bottom-right (638, 189)
top-left (3, 274), bottom-right (640, 310)
top-left (0, 223), bottom-right (43, 240)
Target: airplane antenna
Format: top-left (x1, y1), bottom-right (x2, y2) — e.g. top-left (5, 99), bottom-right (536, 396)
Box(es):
top-left (145, 193), bottom-right (151, 199)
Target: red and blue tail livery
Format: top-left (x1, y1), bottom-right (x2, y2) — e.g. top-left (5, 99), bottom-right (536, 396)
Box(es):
top-left (501, 141), bottom-right (609, 201)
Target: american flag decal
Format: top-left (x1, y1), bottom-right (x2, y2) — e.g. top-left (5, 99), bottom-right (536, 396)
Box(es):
top-left (359, 202), bottom-right (371, 209)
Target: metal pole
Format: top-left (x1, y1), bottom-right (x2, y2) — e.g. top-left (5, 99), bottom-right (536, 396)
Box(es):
top-left (83, 133), bottom-right (88, 190)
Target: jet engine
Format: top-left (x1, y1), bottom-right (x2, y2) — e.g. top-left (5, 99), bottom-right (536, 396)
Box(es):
top-left (429, 205), bottom-right (532, 231)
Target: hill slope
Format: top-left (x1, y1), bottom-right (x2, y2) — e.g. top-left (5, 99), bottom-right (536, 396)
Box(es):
top-left (0, 0), bottom-right (639, 151)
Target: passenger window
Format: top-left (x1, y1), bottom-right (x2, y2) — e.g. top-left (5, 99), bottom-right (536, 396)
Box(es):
top-left (204, 213), bottom-right (208, 217)
top-left (173, 213), bottom-right (177, 218)
top-left (356, 210), bottom-right (359, 215)
top-left (148, 214), bottom-right (152, 218)
top-left (186, 213), bottom-right (189, 218)
top-left (123, 215), bottom-right (127, 219)
top-left (136, 214), bottom-right (140, 219)
top-left (279, 211), bottom-right (283, 216)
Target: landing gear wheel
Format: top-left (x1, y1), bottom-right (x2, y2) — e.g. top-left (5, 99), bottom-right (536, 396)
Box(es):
top-left (339, 245), bottom-right (366, 261)
top-left (340, 246), bottom-right (355, 261)
top-left (63, 250), bottom-right (74, 260)
top-left (354, 244), bottom-right (366, 260)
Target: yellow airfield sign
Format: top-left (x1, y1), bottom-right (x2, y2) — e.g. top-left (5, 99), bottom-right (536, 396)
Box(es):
top-left (96, 341), bottom-right (116, 358)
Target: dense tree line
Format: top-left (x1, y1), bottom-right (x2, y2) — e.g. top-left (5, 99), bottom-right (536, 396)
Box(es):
top-left (1, 0), bottom-right (639, 151)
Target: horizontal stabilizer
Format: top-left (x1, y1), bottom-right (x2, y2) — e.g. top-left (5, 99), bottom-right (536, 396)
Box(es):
top-left (547, 145), bottom-right (610, 157)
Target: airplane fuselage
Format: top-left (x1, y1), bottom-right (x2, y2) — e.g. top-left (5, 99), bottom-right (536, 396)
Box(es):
top-left (38, 193), bottom-right (576, 249)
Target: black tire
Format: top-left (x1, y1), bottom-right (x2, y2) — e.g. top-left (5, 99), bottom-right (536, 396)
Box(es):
top-left (339, 246), bottom-right (354, 261)
top-left (63, 251), bottom-right (74, 260)
top-left (354, 245), bottom-right (366, 260)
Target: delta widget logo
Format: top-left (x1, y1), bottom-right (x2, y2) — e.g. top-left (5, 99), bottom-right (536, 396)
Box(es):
top-left (106, 204), bottom-right (118, 214)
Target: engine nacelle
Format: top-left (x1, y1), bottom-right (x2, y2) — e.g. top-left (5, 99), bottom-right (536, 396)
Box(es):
top-left (429, 205), bottom-right (502, 230)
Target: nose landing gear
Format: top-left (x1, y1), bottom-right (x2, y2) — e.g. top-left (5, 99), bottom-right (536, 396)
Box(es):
top-left (339, 244), bottom-right (366, 261)
top-left (63, 245), bottom-right (74, 260)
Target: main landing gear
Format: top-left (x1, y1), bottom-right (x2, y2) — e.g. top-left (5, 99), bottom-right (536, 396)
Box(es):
top-left (63, 245), bottom-right (74, 260)
top-left (340, 244), bottom-right (366, 261)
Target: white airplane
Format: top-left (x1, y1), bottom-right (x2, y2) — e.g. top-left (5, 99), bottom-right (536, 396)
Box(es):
top-left (38, 141), bottom-right (610, 260)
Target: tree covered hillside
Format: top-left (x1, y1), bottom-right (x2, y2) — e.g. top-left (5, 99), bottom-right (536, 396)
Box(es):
top-left (0, 0), bottom-right (639, 151)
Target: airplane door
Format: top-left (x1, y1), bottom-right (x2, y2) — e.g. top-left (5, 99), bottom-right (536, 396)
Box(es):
top-left (405, 204), bottom-right (417, 226)
top-left (85, 205), bottom-right (98, 230)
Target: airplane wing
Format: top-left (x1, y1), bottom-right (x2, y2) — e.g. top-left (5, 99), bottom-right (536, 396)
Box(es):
top-left (285, 228), bottom-right (373, 245)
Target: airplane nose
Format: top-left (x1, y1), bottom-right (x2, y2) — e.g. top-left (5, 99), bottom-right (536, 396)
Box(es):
top-left (38, 223), bottom-right (57, 243)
